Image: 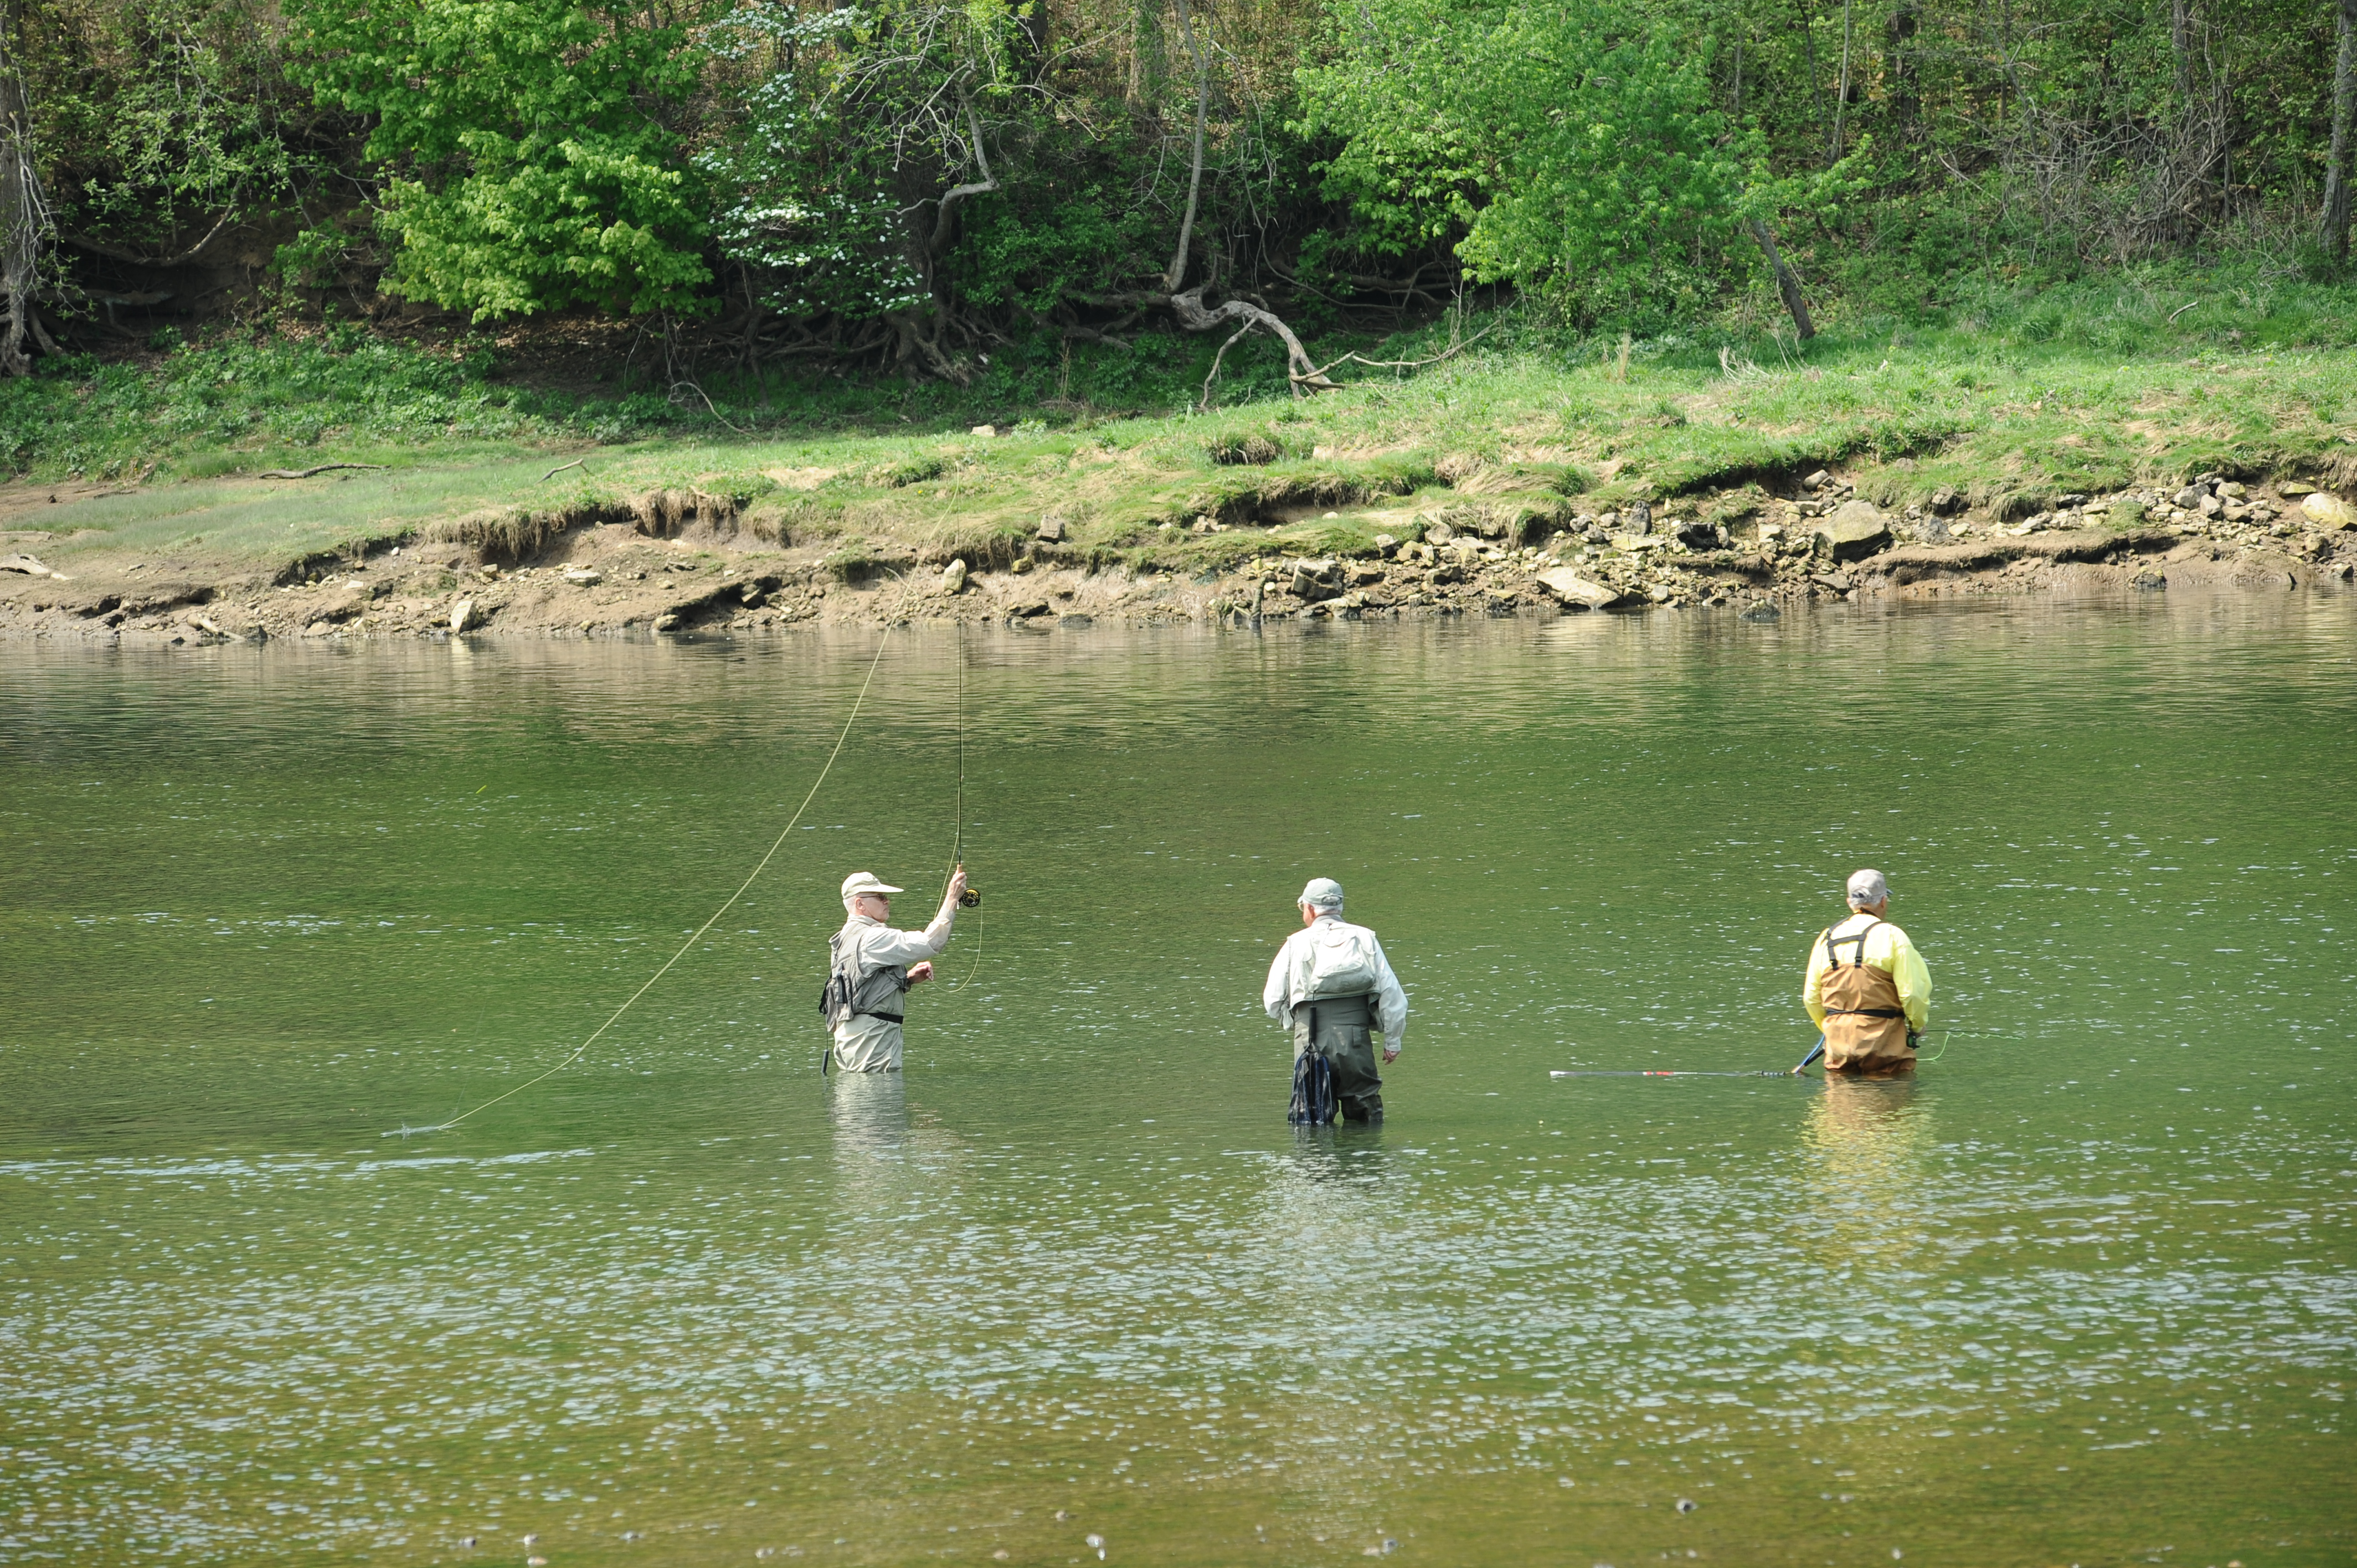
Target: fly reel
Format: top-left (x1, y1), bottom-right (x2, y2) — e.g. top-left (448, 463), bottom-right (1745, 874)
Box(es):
top-left (959, 886), bottom-right (982, 908)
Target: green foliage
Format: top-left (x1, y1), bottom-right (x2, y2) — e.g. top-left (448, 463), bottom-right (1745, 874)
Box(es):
top-left (1298, 0), bottom-right (1751, 328)
top-left (950, 183), bottom-right (1151, 314)
top-left (0, 332), bottom-right (601, 478)
top-left (285, 0), bottom-right (711, 319)
top-left (22, 0), bottom-right (323, 256)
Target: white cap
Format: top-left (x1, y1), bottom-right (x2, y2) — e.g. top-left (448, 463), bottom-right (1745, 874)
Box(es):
top-left (841, 871), bottom-right (904, 902)
top-left (1298, 876), bottom-right (1344, 911)
top-left (1846, 868), bottom-right (1889, 907)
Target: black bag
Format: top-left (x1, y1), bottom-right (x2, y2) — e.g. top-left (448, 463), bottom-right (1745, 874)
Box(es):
top-left (1288, 1049), bottom-right (1336, 1126)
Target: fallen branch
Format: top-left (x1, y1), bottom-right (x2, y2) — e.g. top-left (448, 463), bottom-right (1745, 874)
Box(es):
top-left (1199, 322), bottom-right (1257, 411)
top-left (258, 463), bottom-right (387, 479)
top-left (540, 457), bottom-right (588, 482)
top-left (669, 380), bottom-right (747, 435)
top-left (59, 210), bottom-right (236, 270)
top-left (1303, 322), bottom-right (1499, 383)
top-left (1165, 287), bottom-right (1337, 395)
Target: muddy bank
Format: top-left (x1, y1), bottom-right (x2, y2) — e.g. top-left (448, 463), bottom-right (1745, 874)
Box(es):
top-left (2, 471), bottom-right (2350, 644)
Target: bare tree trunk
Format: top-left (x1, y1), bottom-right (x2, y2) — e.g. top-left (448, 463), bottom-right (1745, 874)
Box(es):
top-left (1747, 217), bottom-right (1816, 339)
top-left (2170, 0), bottom-right (2194, 103)
top-left (1829, 0), bottom-right (1854, 164)
top-left (2325, 0), bottom-right (2357, 262)
top-left (1797, 0), bottom-right (1825, 152)
top-left (1162, 0), bottom-right (1210, 293)
top-left (928, 101), bottom-right (999, 255)
top-left (1885, 3), bottom-right (1917, 135)
top-left (0, 0), bottom-right (54, 378)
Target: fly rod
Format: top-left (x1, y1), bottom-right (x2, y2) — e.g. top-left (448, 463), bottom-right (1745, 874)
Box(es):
top-left (1550, 1069), bottom-right (1794, 1079)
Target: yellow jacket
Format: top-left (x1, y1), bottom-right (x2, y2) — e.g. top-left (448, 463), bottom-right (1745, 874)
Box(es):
top-left (1803, 912), bottom-right (1931, 1031)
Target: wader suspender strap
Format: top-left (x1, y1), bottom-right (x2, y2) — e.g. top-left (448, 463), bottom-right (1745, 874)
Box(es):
top-left (1820, 919), bottom-right (1906, 1019)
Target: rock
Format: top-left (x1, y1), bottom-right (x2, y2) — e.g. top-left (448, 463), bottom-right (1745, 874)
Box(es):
top-left (1292, 559), bottom-right (1345, 600)
top-left (192, 615), bottom-right (222, 636)
top-left (1625, 499), bottom-right (1652, 535)
top-left (1802, 469), bottom-right (1831, 491)
top-left (1037, 515), bottom-right (1067, 543)
top-left (2057, 492), bottom-right (2088, 508)
top-left (2131, 569), bottom-right (2166, 590)
top-left (450, 598), bottom-right (481, 633)
top-left (2300, 491), bottom-right (2356, 529)
top-left (1059, 612), bottom-right (1093, 628)
top-left (971, 424), bottom-right (997, 438)
top-left (562, 567), bottom-right (603, 586)
top-left (1009, 600), bottom-right (1052, 618)
top-left (1670, 518), bottom-right (1724, 549)
top-left (1535, 567), bottom-right (1624, 610)
top-left (1917, 517), bottom-right (1953, 543)
top-left (651, 612), bottom-right (681, 631)
top-left (1928, 486), bottom-right (1963, 515)
top-left (2196, 493), bottom-right (2224, 517)
top-left (302, 620), bottom-right (335, 637)
top-left (1740, 602), bottom-right (1782, 621)
top-left (1425, 520), bottom-right (1456, 545)
top-left (2219, 481), bottom-right (2247, 500)
top-left (940, 559), bottom-right (968, 594)
top-left (1810, 570), bottom-right (1854, 591)
top-left (0, 552), bottom-right (58, 577)
top-left (1812, 500), bottom-right (1893, 561)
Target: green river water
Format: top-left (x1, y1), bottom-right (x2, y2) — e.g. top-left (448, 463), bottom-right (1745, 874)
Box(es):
top-left (2, 595), bottom-right (2352, 1567)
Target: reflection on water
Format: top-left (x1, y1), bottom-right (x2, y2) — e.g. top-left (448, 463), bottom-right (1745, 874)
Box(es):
top-left (2, 595), bottom-right (2352, 1565)
top-left (1801, 1077), bottom-right (1936, 1285)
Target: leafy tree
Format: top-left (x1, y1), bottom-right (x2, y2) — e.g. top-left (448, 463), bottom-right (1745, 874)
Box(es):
top-left (287, 0), bottom-right (710, 319)
top-left (1298, 0), bottom-right (1752, 328)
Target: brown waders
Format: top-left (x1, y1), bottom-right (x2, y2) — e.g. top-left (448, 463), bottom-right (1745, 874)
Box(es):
top-left (1816, 920), bottom-right (1916, 1075)
top-left (1293, 992), bottom-right (1384, 1122)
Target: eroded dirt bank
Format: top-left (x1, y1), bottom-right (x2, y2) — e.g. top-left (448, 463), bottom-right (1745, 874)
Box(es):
top-left (3, 470), bottom-right (2351, 645)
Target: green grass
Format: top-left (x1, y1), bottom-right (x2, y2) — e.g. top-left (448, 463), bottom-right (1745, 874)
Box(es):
top-left (11, 261), bottom-right (2356, 577)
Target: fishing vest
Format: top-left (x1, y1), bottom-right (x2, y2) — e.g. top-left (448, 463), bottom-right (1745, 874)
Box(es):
top-left (1816, 918), bottom-right (1914, 1070)
top-left (820, 924), bottom-right (908, 1031)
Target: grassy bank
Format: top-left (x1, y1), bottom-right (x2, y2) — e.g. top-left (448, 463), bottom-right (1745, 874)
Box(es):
top-left (7, 268), bottom-right (2355, 579)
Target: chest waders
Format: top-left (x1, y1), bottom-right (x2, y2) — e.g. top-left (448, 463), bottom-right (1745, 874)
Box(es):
top-left (1816, 920), bottom-right (1916, 1072)
top-left (819, 929), bottom-right (909, 1075)
top-left (1288, 991), bottom-right (1382, 1124)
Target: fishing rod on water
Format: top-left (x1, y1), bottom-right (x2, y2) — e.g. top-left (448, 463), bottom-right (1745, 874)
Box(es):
top-left (1550, 1029), bottom-right (1959, 1082)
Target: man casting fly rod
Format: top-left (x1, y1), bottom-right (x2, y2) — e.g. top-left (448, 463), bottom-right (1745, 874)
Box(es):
top-left (821, 865), bottom-right (969, 1073)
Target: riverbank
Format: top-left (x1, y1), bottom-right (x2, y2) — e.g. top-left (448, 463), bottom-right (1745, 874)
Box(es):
top-left (2, 464), bottom-right (2350, 644)
top-left (4, 291), bottom-right (2355, 641)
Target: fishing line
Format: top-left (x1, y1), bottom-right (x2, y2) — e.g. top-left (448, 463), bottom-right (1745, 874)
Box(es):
top-left (391, 583), bottom-right (917, 1137)
top-left (941, 616), bottom-right (984, 991)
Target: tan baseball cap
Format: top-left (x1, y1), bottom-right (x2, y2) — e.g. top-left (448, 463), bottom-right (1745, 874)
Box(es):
top-left (841, 871), bottom-right (905, 901)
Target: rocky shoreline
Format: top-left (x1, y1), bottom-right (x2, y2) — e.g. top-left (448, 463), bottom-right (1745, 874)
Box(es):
top-left (3, 470), bottom-right (2350, 646)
